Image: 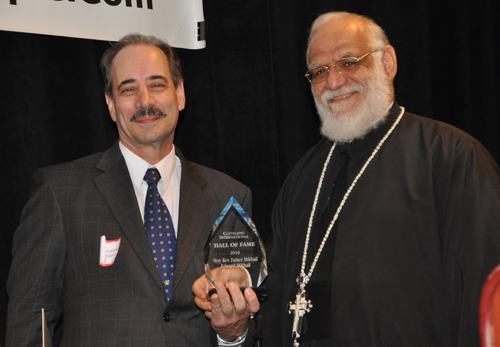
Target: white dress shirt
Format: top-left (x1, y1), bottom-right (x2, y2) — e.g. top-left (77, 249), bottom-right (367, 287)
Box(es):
top-left (119, 142), bottom-right (182, 234)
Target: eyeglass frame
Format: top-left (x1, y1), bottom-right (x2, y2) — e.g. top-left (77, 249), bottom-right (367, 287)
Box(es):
top-left (305, 49), bottom-right (381, 84)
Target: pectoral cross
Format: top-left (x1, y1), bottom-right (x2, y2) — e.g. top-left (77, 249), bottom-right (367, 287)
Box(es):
top-left (288, 275), bottom-right (313, 347)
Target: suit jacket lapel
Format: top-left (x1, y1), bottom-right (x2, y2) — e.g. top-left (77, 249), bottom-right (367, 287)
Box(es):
top-left (173, 149), bottom-right (213, 291)
top-left (94, 142), bottom-right (163, 289)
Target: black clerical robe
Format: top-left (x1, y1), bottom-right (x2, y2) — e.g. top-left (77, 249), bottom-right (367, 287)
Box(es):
top-left (263, 103), bottom-right (500, 346)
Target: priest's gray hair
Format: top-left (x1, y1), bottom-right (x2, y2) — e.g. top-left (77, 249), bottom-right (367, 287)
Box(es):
top-left (306, 11), bottom-right (390, 66)
top-left (100, 33), bottom-right (183, 99)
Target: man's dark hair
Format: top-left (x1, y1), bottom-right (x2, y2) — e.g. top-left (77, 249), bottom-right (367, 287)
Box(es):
top-left (100, 33), bottom-right (183, 99)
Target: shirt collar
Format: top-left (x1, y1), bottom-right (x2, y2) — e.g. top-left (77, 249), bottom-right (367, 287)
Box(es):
top-left (119, 141), bottom-right (177, 193)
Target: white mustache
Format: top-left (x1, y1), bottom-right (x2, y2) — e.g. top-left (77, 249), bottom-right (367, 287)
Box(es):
top-left (321, 85), bottom-right (363, 104)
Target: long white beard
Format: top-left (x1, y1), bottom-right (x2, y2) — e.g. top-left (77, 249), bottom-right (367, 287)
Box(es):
top-left (312, 62), bottom-right (393, 143)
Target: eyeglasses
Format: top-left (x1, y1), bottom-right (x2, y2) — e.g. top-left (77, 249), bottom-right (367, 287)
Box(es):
top-left (305, 50), bottom-right (380, 84)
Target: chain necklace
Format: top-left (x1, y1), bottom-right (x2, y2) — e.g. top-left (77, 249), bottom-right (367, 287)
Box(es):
top-left (288, 107), bottom-right (405, 346)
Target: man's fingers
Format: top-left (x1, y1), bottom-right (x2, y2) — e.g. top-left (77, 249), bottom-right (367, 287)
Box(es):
top-left (194, 296), bottom-right (212, 311)
top-left (227, 282), bottom-right (248, 315)
top-left (214, 282), bottom-right (261, 316)
top-left (244, 287), bottom-right (261, 314)
top-left (194, 268), bottom-right (258, 341)
top-left (192, 274), bottom-right (212, 300)
top-left (215, 283), bottom-right (236, 317)
top-left (211, 293), bottom-right (223, 315)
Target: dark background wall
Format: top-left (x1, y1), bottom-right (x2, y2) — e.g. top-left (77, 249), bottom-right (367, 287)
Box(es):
top-left (0, 0), bottom-right (498, 344)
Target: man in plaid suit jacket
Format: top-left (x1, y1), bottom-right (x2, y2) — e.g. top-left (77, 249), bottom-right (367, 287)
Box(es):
top-left (6, 34), bottom-right (256, 347)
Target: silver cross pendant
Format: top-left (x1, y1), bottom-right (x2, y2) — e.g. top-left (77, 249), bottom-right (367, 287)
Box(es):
top-left (288, 274), bottom-right (313, 346)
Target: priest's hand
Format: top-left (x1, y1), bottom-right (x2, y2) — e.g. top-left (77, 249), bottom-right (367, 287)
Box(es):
top-left (192, 267), bottom-right (260, 342)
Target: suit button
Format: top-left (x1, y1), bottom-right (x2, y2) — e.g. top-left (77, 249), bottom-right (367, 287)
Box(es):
top-left (163, 312), bottom-right (171, 322)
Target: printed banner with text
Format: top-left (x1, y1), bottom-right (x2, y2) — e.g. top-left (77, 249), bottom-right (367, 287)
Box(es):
top-left (0, 0), bottom-right (205, 49)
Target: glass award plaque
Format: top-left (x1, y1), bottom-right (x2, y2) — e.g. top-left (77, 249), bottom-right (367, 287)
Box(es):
top-left (205, 196), bottom-right (267, 300)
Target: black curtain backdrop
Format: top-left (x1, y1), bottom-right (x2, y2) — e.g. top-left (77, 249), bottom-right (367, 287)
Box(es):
top-left (0, 0), bottom-right (498, 344)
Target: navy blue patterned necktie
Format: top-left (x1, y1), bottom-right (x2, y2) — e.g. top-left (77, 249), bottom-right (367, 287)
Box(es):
top-left (143, 168), bottom-right (176, 300)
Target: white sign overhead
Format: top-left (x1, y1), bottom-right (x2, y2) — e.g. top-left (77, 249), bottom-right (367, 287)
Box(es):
top-left (0, 0), bottom-right (206, 49)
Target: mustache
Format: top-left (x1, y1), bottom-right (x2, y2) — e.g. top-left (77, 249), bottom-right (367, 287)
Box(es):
top-left (320, 85), bottom-right (363, 103)
top-left (130, 107), bottom-right (167, 122)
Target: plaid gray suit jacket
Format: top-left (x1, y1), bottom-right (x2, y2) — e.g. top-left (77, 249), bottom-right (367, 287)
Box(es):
top-left (6, 142), bottom-right (252, 347)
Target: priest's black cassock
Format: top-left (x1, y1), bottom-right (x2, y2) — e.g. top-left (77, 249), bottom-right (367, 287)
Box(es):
top-left (262, 103), bottom-right (500, 346)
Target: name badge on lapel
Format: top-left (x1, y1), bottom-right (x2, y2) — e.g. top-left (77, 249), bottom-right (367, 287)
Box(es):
top-left (99, 235), bottom-right (121, 267)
